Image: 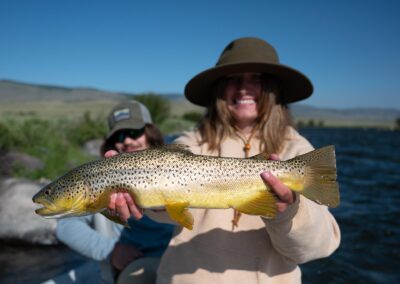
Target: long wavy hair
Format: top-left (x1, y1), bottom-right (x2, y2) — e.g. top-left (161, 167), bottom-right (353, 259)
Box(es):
top-left (198, 76), bottom-right (294, 155)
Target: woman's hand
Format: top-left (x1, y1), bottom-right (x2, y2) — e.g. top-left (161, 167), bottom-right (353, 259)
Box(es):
top-left (105, 150), bottom-right (144, 222)
top-left (261, 154), bottom-right (296, 213)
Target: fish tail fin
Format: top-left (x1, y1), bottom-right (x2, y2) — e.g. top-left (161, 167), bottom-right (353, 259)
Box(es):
top-left (230, 190), bottom-right (277, 218)
top-left (291, 145), bottom-right (340, 208)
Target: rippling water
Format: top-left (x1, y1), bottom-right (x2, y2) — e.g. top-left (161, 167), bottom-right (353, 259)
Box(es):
top-left (1, 128), bottom-right (399, 283)
top-left (299, 128), bottom-right (400, 284)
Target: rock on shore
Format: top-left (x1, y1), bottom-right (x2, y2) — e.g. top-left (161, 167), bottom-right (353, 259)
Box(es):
top-left (0, 151), bottom-right (44, 176)
top-left (0, 178), bottom-right (57, 245)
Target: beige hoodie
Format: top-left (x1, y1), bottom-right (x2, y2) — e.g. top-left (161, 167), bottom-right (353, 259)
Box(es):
top-left (147, 127), bottom-right (340, 284)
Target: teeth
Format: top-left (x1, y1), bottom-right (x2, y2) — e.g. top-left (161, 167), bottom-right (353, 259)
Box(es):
top-left (236, 99), bottom-right (255, 105)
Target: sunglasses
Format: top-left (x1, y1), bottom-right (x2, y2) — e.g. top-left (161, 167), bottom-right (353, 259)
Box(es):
top-left (112, 128), bottom-right (145, 143)
top-left (223, 73), bottom-right (263, 86)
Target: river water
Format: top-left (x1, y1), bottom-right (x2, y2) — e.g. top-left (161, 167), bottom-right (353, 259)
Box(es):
top-left (299, 128), bottom-right (400, 283)
top-left (1, 128), bottom-right (399, 283)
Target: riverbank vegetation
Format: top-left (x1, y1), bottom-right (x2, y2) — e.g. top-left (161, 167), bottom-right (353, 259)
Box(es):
top-left (0, 95), bottom-right (202, 180)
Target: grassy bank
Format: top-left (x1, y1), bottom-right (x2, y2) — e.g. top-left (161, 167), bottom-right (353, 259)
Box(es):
top-left (0, 113), bottom-right (108, 180)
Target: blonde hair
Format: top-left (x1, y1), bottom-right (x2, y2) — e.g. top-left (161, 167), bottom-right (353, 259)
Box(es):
top-left (198, 77), bottom-right (294, 155)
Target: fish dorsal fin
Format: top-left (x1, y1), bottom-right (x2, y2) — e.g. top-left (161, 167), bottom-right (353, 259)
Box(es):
top-left (160, 144), bottom-right (193, 154)
top-left (249, 153), bottom-right (269, 160)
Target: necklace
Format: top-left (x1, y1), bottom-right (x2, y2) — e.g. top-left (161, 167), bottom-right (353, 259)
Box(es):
top-left (231, 127), bottom-right (257, 230)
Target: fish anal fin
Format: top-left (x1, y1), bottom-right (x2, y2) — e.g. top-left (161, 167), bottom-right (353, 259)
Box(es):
top-left (165, 201), bottom-right (194, 230)
top-left (231, 190), bottom-right (277, 218)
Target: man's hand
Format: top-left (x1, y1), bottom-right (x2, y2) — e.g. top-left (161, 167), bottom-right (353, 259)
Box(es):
top-left (108, 192), bottom-right (143, 222)
top-left (105, 150), bottom-right (144, 222)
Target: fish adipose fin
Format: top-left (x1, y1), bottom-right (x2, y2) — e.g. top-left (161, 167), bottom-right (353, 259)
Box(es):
top-left (230, 190), bottom-right (277, 218)
top-left (165, 201), bottom-right (194, 230)
top-left (290, 145), bottom-right (340, 208)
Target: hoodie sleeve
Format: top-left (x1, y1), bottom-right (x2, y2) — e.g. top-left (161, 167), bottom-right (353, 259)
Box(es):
top-left (263, 132), bottom-right (341, 264)
top-left (263, 196), bottom-right (341, 264)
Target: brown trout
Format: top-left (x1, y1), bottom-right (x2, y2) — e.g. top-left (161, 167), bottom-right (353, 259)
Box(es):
top-left (33, 144), bottom-right (340, 230)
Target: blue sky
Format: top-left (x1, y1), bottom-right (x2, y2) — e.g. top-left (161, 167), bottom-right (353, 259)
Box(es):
top-left (1, 0), bottom-right (399, 109)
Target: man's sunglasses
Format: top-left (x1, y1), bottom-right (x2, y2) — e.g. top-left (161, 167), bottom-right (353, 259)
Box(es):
top-left (112, 128), bottom-right (145, 143)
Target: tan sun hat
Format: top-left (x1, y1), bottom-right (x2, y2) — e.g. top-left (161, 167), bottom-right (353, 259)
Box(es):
top-left (106, 101), bottom-right (152, 140)
top-left (184, 37), bottom-right (313, 106)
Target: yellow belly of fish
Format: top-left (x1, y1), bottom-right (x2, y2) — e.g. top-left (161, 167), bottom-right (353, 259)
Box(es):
top-left (133, 178), bottom-right (267, 209)
top-left (131, 178), bottom-right (276, 230)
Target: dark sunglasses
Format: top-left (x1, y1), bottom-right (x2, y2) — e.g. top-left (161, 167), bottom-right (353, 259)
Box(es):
top-left (112, 128), bottom-right (145, 143)
top-left (223, 73), bottom-right (263, 85)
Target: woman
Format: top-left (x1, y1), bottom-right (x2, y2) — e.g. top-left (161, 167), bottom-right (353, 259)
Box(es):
top-left (108, 37), bottom-right (341, 283)
top-left (56, 101), bottom-right (174, 284)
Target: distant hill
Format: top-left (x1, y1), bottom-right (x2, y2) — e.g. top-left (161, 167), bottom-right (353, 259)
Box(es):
top-left (1, 79), bottom-right (399, 127)
top-left (290, 104), bottom-right (400, 126)
top-left (0, 79), bottom-right (128, 102)
top-left (0, 79), bottom-right (185, 102)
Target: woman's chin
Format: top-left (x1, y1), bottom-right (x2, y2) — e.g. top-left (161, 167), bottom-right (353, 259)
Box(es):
top-left (231, 109), bottom-right (258, 124)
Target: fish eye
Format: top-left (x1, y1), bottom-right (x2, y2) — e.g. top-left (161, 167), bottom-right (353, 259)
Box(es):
top-left (45, 189), bottom-right (51, 195)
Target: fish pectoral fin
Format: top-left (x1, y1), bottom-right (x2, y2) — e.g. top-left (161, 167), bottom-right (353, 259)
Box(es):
top-left (231, 190), bottom-right (277, 218)
top-left (165, 201), bottom-right (194, 230)
top-left (101, 210), bottom-right (130, 228)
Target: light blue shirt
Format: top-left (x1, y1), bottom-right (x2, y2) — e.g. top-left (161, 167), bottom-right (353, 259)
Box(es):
top-left (56, 214), bottom-right (122, 261)
top-left (56, 213), bottom-right (174, 283)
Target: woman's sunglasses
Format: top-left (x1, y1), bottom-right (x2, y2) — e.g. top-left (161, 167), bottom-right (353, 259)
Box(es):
top-left (112, 128), bottom-right (145, 143)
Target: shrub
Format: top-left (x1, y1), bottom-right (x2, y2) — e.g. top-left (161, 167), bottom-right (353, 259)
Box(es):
top-left (67, 111), bottom-right (107, 145)
top-left (0, 115), bottom-right (105, 180)
top-left (133, 94), bottom-right (171, 125)
top-left (182, 111), bottom-right (203, 123)
top-left (0, 121), bottom-right (15, 151)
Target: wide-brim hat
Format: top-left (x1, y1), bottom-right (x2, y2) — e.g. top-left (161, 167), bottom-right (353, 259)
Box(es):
top-left (106, 101), bottom-right (152, 140)
top-left (184, 37), bottom-right (313, 106)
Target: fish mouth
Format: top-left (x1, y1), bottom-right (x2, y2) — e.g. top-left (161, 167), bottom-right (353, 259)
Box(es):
top-left (33, 192), bottom-right (89, 218)
top-left (35, 205), bottom-right (80, 218)
top-left (33, 197), bottom-right (72, 218)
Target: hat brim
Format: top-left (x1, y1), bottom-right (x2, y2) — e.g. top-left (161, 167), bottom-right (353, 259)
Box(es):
top-left (184, 62), bottom-right (313, 106)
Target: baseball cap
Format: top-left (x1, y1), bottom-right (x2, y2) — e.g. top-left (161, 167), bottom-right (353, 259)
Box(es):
top-left (106, 101), bottom-right (152, 140)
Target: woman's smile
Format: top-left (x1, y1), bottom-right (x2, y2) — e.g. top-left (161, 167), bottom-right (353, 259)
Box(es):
top-left (223, 72), bottom-right (262, 128)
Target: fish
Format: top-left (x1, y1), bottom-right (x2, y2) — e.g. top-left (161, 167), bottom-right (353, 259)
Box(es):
top-left (33, 144), bottom-right (340, 230)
